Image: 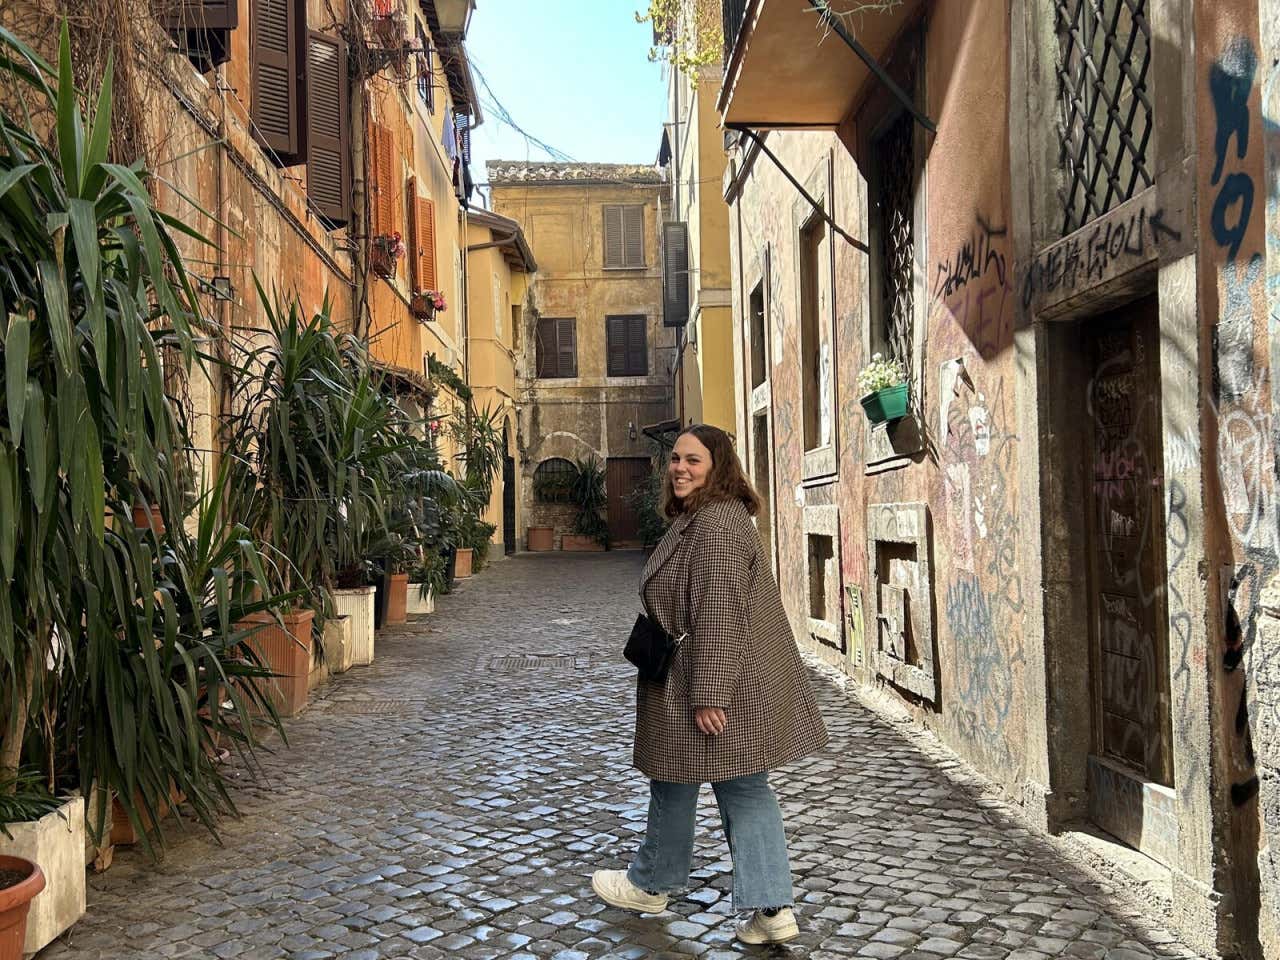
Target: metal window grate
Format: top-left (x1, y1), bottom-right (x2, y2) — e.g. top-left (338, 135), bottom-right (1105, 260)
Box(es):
top-left (1054, 0), bottom-right (1153, 236)
top-left (876, 111), bottom-right (915, 382)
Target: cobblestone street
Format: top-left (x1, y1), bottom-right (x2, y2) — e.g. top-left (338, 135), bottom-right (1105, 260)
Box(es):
top-left (45, 554), bottom-right (1201, 960)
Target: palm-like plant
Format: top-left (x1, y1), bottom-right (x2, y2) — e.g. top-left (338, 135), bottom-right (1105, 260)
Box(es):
top-left (0, 23), bottom-right (287, 847)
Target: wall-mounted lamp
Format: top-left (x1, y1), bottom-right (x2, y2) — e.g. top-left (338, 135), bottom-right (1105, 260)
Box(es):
top-left (628, 420), bottom-right (637, 441)
top-left (198, 275), bottom-right (234, 302)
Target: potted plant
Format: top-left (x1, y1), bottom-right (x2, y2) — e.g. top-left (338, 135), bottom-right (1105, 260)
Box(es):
top-left (526, 525), bottom-right (555, 551)
top-left (0, 31), bottom-right (291, 949)
top-left (0, 853), bottom-right (44, 960)
top-left (857, 353), bottom-right (909, 425)
top-left (627, 462), bottom-right (668, 552)
top-left (370, 231), bottom-right (404, 279)
top-left (410, 288), bottom-right (446, 322)
top-left (563, 457), bottom-right (609, 551)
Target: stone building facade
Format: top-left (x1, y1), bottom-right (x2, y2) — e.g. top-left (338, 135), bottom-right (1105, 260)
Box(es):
top-left (716, 0), bottom-right (1280, 955)
top-left (488, 163), bottom-right (675, 549)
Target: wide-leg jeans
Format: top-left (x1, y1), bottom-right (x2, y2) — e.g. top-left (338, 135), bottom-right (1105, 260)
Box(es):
top-left (626, 771), bottom-right (794, 910)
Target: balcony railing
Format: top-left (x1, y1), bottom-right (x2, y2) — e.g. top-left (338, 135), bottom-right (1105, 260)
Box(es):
top-left (722, 0), bottom-right (749, 65)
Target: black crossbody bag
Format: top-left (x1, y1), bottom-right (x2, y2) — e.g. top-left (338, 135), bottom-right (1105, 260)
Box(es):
top-left (624, 611), bottom-right (679, 683)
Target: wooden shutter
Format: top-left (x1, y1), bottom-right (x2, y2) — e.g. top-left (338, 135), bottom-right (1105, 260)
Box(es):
top-left (627, 315), bottom-right (647, 375)
top-left (603, 206), bottom-right (624, 268)
top-left (663, 221), bottom-right (690, 327)
top-left (558, 319), bottom-right (577, 377)
top-left (307, 32), bottom-right (349, 226)
top-left (455, 111), bottom-right (472, 163)
top-left (410, 192), bottom-right (437, 291)
top-left (606, 316), bottom-right (626, 376)
top-left (623, 205), bottom-right (645, 267)
top-left (251, 0), bottom-right (303, 164)
top-left (369, 122), bottom-right (396, 236)
top-left (536, 318), bottom-right (556, 377)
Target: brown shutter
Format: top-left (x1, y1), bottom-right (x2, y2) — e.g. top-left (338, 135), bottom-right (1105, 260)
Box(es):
top-left (418, 196), bottom-right (437, 290)
top-left (558, 319), bottom-right (577, 377)
top-left (606, 316), bottom-right (625, 376)
top-left (623, 205), bottom-right (645, 267)
top-left (251, 0), bottom-right (304, 164)
top-left (627, 315), bottom-right (647, 375)
top-left (603, 206), bottom-right (623, 268)
top-left (307, 32), bottom-right (349, 226)
top-left (663, 221), bottom-right (690, 326)
top-left (369, 122), bottom-right (396, 236)
top-left (536, 318), bottom-right (555, 377)
top-left (406, 176), bottom-right (420, 282)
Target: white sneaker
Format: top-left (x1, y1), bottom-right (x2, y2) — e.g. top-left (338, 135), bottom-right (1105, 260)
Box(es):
top-left (590, 869), bottom-right (669, 914)
top-left (735, 907), bottom-right (800, 944)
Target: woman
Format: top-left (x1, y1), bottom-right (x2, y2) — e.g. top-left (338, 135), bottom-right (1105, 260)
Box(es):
top-left (591, 423), bottom-right (828, 945)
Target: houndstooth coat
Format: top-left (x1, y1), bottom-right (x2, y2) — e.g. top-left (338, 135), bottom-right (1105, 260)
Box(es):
top-left (633, 498), bottom-right (828, 784)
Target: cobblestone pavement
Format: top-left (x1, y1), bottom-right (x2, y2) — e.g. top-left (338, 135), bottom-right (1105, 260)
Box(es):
top-left (45, 553), bottom-right (1201, 960)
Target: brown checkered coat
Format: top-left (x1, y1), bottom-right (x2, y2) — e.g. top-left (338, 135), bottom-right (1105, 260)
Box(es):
top-left (633, 498), bottom-right (828, 784)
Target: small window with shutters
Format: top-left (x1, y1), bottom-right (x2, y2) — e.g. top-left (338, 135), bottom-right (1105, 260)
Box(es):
top-left (368, 122), bottom-right (397, 237)
top-left (603, 204), bottom-right (645, 269)
top-left (416, 23), bottom-right (434, 113)
top-left (250, 0), bottom-right (306, 166)
top-left (606, 315), bottom-right (648, 377)
top-left (306, 32), bottom-right (350, 227)
top-left (536, 318), bottom-right (577, 379)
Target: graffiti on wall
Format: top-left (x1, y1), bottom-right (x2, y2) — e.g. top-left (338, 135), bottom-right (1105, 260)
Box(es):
top-left (933, 215), bottom-right (1015, 359)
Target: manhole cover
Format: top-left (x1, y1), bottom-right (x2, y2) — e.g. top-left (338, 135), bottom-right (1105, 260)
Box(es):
top-left (485, 655), bottom-right (586, 672)
top-left (317, 699), bottom-right (424, 715)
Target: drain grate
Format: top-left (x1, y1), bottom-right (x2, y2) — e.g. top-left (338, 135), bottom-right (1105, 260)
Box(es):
top-left (485, 654), bottom-right (586, 672)
top-left (316, 699), bottom-right (425, 715)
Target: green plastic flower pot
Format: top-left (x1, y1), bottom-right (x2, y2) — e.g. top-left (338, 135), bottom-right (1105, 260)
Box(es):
top-left (860, 383), bottom-right (909, 425)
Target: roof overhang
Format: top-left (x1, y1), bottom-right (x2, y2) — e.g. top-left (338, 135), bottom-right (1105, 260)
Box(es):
top-left (468, 208), bottom-right (537, 272)
top-left (717, 0), bottom-right (925, 128)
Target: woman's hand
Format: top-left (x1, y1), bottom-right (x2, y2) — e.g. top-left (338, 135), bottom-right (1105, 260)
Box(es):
top-left (695, 707), bottom-right (726, 736)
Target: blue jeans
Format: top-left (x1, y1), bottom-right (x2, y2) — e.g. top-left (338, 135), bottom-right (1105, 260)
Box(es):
top-left (627, 772), bottom-right (794, 911)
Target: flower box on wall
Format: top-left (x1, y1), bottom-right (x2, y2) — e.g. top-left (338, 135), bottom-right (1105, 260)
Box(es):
top-left (860, 383), bottom-right (909, 425)
top-left (562, 535), bottom-right (605, 552)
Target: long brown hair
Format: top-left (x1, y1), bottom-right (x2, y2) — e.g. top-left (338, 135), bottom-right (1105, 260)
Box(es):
top-left (662, 424), bottom-right (762, 518)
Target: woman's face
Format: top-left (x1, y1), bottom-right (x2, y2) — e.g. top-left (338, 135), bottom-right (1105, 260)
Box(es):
top-left (670, 433), bottom-right (713, 500)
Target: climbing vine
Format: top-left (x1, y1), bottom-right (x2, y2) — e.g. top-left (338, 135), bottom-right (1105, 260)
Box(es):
top-left (636, 0), bottom-right (723, 73)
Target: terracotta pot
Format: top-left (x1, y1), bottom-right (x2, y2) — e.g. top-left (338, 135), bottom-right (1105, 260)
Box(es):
top-left (239, 607), bottom-right (314, 716)
top-left (0, 856), bottom-right (45, 960)
top-left (409, 292), bottom-right (438, 321)
top-left (110, 781), bottom-right (185, 847)
top-left (526, 526), bottom-right (554, 552)
top-left (384, 572), bottom-right (409, 624)
top-left (562, 534), bottom-right (605, 552)
top-left (131, 504), bottom-right (165, 536)
top-left (369, 242), bottom-right (397, 279)
top-left (454, 547), bottom-right (474, 579)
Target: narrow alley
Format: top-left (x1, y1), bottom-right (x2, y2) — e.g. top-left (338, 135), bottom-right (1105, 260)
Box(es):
top-left (45, 555), bottom-right (1198, 960)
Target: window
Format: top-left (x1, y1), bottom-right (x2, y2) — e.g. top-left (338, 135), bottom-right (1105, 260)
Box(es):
top-left (603, 205), bottom-right (645, 269)
top-left (807, 534), bottom-right (834, 620)
top-left (407, 180), bottom-right (437, 292)
top-left (416, 25), bottom-right (434, 112)
top-left (368, 123), bottom-right (397, 238)
top-left (536, 318), bottom-right (577, 378)
top-left (160, 0), bottom-right (238, 70)
top-left (306, 32), bottom-right (350, 226)
top-left (799, 213), bottom-right (828, 451)
top-left (749, 280), bottom-right (766, 389)
top-left (606, 315), bottom-right (648, 377)
top-left (534, 459), bottom-right (575, 503)
top-left (250, 0), bottom-right (305, 165)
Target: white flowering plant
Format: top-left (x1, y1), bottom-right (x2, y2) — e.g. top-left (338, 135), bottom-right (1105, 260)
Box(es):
top-left (856, 353), bottom-right (906, 395)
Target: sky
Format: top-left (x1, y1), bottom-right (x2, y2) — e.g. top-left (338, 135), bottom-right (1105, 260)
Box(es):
top-left (464, 0), bottom-right (670, 208)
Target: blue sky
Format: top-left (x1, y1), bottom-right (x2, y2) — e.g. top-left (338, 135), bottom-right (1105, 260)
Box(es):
top-left (465, 0), bottom-right (669, 205)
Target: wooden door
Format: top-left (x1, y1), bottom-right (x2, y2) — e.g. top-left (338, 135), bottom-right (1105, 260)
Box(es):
top-left (606, 458), bottom-right (650, 545)
top-left (1085, 296), bottom-right (1173, 788)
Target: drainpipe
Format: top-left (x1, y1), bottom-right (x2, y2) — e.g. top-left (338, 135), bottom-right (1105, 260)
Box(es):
top-left (671, 61), bottom-right (685, 424)
top-left (351, 78), bottom-right (369, 338)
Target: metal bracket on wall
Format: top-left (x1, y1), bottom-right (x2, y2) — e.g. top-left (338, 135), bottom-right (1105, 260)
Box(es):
top-left (810, 0), bottom-right (938, 134)
top-left (726, 126), bottom-right (870, 254)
